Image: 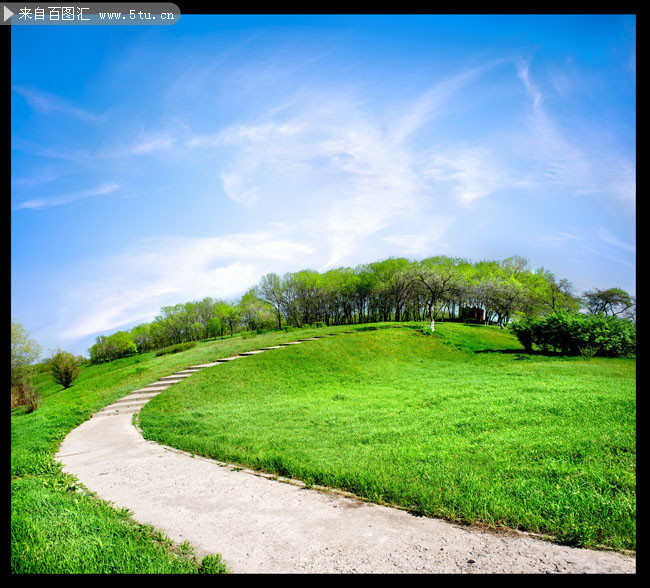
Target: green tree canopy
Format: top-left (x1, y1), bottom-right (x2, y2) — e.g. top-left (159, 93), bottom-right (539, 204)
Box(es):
top-left (11, 319), bottom-right (41, 386)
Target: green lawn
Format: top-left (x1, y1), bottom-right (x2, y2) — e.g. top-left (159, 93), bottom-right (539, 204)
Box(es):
top-left (138, 323), bottom-right (636, 551)
top-left (12, 326), bottom-right (352, 573)
top-left (12, 322), bottom-right (636, 573)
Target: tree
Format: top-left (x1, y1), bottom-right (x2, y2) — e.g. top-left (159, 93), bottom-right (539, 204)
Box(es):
top-left (130, 323), bottom-right (152, 353)
top-left (257, 273), bottom-right (285, 329)
top-left (106, 331), bottom-right (137, 360)
top-left (583, 288), bottom-right (634, 317)
top-left (49, 349), bottom-right (82, 389)
top-left (89, 331), bottom-right (137, 364)
top-left (238, 288), bottom-right (274, 331)
top-left (11, 319), bottom-right (42, 411)
top-left (221, 304), bottom-right (241, 336)
top-left (206, 316), bottom-right (223, 338)
top-left (416, 258), bottom-right (457, 320)
top-left (11, 319), bottom-right (41, 387)
top-left (622, 295), bottom-right (636, 324)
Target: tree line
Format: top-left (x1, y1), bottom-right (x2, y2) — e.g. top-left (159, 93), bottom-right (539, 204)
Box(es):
top-left (86, 255), bottom-right (635, 364)
top-left (11, 254), bottom-right (633, 412)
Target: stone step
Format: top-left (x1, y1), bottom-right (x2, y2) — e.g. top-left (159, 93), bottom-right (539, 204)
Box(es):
top-left (150, 378), bottom-right (185, 384)
top-left (91, 336), bottom-right (336, 419)
top-left (159, 374), bottom-right (193, 380)
top-left (124, 391), bottom-right (162, 400)
top-left (93, 406), bottom-right (141, 418)
top-left (102, 398), bottom-right (151, 411)
top-left (133, 385), bottom-right (172, 392)
top-left (188, 362), bottom-right (222, 368)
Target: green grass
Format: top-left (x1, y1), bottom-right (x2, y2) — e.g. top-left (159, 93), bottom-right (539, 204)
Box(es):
top-left (13, 323), bottom-right (636, 572)
top-left (11, 475), bottom-right (227, 573)
top-left (12, 326), bottom-right (352, 573)
top-left (137, 323), bottom-right (636, 551)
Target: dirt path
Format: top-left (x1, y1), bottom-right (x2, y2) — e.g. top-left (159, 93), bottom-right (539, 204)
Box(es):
top-left (55, 338), bottom-right (636, 574)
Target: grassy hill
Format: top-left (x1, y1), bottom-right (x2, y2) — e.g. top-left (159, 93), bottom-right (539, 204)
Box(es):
top-left (139, 323), bottom-right (636, 551)
top-left (11, 322), bottom-right (636, 573)
top-left (11, 324), bottom-right (373, 573)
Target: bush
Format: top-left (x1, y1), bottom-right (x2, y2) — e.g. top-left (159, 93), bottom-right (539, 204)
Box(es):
top-left (510, 312), bottom-right (636, 357)
top-left (49, 350), bottom-right (81, 389)
top-left (11, 378), bottom-right (40, 412)
top-left (154, 342), bottom-right (197, 357)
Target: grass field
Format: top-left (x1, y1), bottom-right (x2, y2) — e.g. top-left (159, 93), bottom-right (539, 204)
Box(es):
top-left (137, 323), bottom-right (636, 551)
top-left (11, 322), bottom-right (636, 573)
top-left (12, 325), bottom-right (353, 573)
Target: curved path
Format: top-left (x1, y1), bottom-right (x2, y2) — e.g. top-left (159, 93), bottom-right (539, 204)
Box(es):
top-left (55, 333), bottom-right (636, 574)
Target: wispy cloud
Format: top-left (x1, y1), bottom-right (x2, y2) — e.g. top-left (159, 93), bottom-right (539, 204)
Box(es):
top-left (220, 170), bottom-right (260, 207)
top-left (422, 145), bottom-right (504, 204)
top-left (388, 60), bottom-right (502, 145)
top-left (57, 231), bottom-right (315, 340)
top-left (188, 64), bottom-right (500, 266)
top-left (11, 166), bottom-right (69, 189)
top-left (12, 85), bottom-right (105, 122)
top-left (516, 61), bottom-right (593, 190)
top-left (14, 182), bottom-right (120, 210)
top-left (597, 228), bottom-right (635, 254)
top-left (536, 231), bottom-right (582, 244)
top-left (382, 222), bottom-right (453, 257)
top-left (515, 60), bottom-right (636, 207)
top-left (130, 133), bottom-right (176, 155)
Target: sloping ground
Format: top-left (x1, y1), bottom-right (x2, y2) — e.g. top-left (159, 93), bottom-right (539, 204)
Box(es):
top-left (55, 333), bottom-right (636, 574)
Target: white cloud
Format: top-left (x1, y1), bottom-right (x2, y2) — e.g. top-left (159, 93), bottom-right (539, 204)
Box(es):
top-left (220, 170), bottom-right (260, 207)
top-left (388, 61), bottom-right (500, 145)
top-left (515, 60), bottom-right (636, 208)
top-left (56, 231), bottom-right (315, 341)
top-left (15, 182), bottom-right (120, 210)
top-left (597, 228), bottom-right (635, 253)
top-left (382, 222), bottom-right (452, 257)
top-left (422, 145), bottom-right (504, 204)
top-left (203, 77), bottom-right (495, 265)
top-left (130, 133), bottom-right (176, 154)
top-left (12, 85), bottom-right (104, 122)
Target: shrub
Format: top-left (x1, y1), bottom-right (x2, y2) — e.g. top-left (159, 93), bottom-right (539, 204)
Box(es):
top-left (11, 378), bottom-right (40, 412)
top-left (154, 342), bottom-right (197, 357)
top-left (49, 350), bottom-right (82, 389)
top-left (510, 312), bottom-right (636, 357)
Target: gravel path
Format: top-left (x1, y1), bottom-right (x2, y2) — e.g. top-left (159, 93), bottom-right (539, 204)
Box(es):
top-left (55, 338), bottom-right (636, 574)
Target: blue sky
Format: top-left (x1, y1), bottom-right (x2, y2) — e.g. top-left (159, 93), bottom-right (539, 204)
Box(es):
top-left (11, 14), bottom-right (636, 358)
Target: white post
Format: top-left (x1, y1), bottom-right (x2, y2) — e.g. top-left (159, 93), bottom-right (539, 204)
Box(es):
top-left (430, 318), bottom-right (435, 332)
